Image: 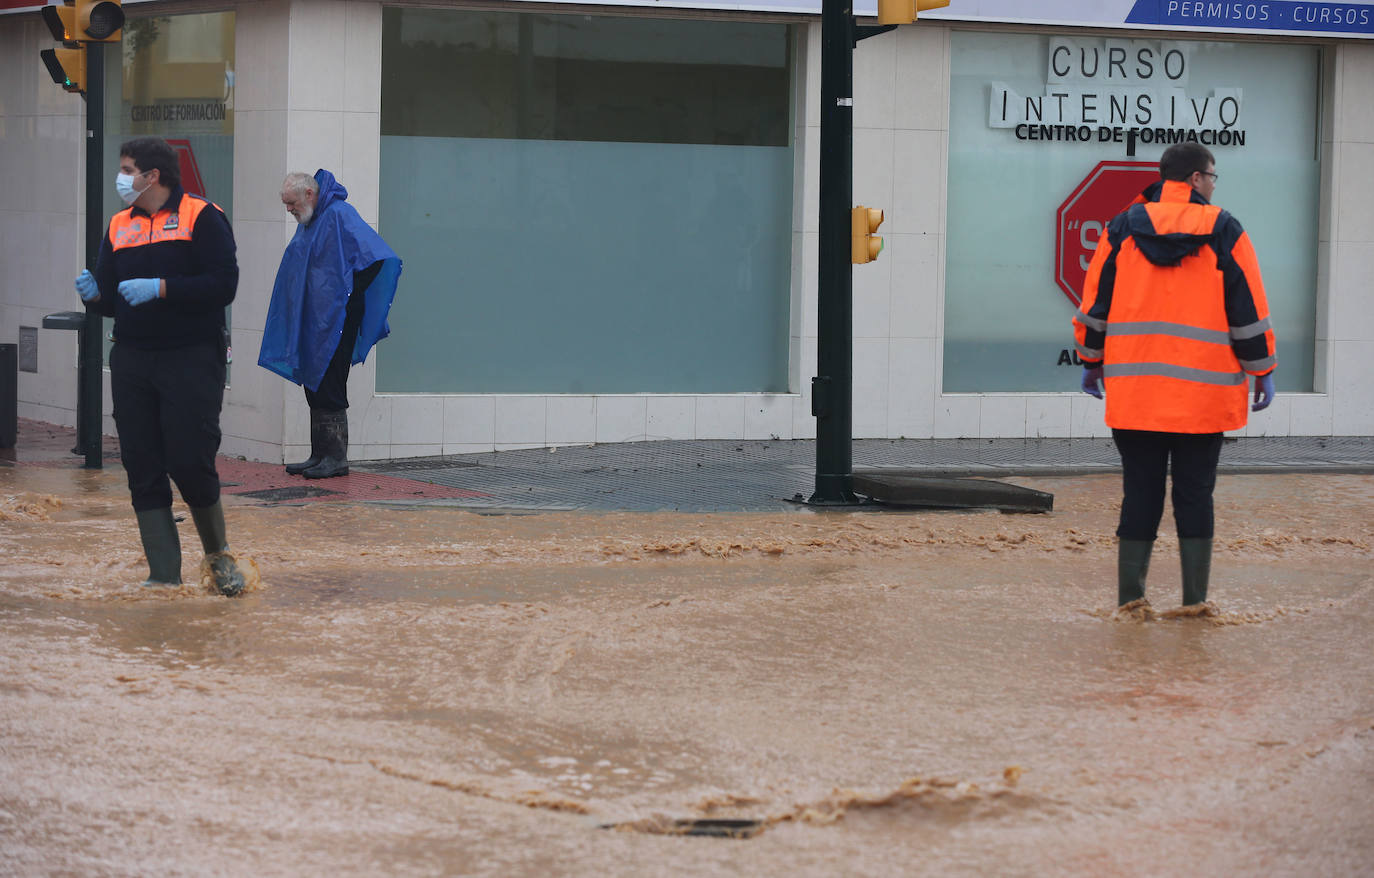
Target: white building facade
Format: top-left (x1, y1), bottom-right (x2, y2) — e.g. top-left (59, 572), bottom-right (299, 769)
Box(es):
top-left (2, 0), bottom-right (1371, 463)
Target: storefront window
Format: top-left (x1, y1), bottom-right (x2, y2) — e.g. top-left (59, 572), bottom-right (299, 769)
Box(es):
top-left (378, 9), bottom-right (793, 394)
top-left (944, 31), bottom-right (1319, 392)
top-left (108, 12), bottom-right (234, 217)
top-left (101, 12), bottom-right (235, 369)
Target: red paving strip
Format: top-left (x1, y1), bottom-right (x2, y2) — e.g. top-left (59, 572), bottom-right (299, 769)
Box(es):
top-left (215, 457), bottom-right (490, 505)
top-left (5, 419), bottom-right (490, 505)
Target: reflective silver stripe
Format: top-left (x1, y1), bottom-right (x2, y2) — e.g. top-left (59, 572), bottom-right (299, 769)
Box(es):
top-left (1107, 321), bottom-right (1231, 345)
top-left (1239, 355), bottom-right (1276, 372)
top-left (1229, 317), bottom-right (1272, 340)
top-left (1103, 362), bottom-right (1247, 386)
top-left (1076, 343), bottom-right (1102, 360)
top-left (1074, 310), bottom-right (1107, 332)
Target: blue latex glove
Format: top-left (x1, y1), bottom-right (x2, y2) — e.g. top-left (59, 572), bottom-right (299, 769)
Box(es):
top-left (118, 278), bottom-right (161, 306)
top-left (1081, 365), bottom-right (1104, 399)
top-left (1252, 372), bottom-right (1275, 412)
top-left (75, 269), bottom-right (100, 302)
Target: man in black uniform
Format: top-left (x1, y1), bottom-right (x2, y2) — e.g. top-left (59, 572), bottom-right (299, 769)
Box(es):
top-left (74, 137), bottom-right (246, 596)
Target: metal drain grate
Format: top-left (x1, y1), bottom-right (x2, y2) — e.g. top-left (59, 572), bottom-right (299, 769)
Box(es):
top-left (366, 458), bottom-right (482, 472)
top-left (232, 485), bottom-right (339, 502)
top-left (600, 818), bottom-right (763, 839)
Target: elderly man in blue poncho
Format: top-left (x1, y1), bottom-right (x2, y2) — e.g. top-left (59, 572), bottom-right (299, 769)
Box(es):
top-left (260, 170), bottom-right (401, 478)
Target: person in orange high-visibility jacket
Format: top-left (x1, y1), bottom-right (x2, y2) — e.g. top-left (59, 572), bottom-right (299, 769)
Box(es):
top-left (1073, 142), bottom-right (1276, 616)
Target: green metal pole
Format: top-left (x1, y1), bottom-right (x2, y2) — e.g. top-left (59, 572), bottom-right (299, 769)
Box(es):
top-left (80, 40), bottom-right (105, 469)
top-left (810, 0), bottom-right (857, 505)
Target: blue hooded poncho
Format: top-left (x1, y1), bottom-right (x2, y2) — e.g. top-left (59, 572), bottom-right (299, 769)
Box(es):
top-left (258, 169), bottom-right (401, 391)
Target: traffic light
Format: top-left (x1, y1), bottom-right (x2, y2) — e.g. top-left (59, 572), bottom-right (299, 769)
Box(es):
top-left (40, 1), bottom-right (84, 94)
top-left (851, 206), bottom-right (884, 264)
top-left (40, 44), bottom-right (86, 93)
top-left (39, 0), bottom-right (123, 95)
top-left (877, 0), bottom-right (951, 26)
top-left (74, 0), bottom-right (125, 41)
top-left (40, 1), bottom-right (76, 40)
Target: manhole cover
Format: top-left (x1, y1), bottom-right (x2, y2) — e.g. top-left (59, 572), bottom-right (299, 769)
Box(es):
top-left (233, 485), bottom-right (339, 502)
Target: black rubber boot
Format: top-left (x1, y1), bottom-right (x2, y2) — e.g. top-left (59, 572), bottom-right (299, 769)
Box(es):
top-left (1179, 537), bottom-right (1213, 606)
top-left (285, 409), bottom-right (325, 475)
top-left (189, 501), bottom-right (245, 597)
top-left (1117, 538), bottom-right (1153, 606)
top-left (303, 410), bottom-right (349, 479)
top-left (134, 507), bottom-right (182, 586)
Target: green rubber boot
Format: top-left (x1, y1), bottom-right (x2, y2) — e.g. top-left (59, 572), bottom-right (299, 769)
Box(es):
top-left (189, 501), bottom-right (245, 597)
top-left (1117, 538), bottom-right (1154, 607)
top-left (134, 507), bottom-right (182, 586)
top-left (1179, 537), bottom-right (1213, 606)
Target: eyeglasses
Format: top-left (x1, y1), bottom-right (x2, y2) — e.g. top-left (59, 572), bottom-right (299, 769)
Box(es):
top-left (1197, 170), bottom-right (1218, 182)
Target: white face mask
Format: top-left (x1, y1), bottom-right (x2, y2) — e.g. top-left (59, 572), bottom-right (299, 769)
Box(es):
top-left (115, 171), bottom-right (149, 206)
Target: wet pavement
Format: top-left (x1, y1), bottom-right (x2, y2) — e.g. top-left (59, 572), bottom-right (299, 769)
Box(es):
top-left (2, 419), bottom-right (1372, 876)
top-left (6, 419), bottom-right (1373, 512)
top-left (357, 434), bottom-right (1374, 512)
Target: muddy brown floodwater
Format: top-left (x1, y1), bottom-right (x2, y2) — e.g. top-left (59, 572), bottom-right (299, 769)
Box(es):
top-left (2, 463), bottom-right (1372, 876)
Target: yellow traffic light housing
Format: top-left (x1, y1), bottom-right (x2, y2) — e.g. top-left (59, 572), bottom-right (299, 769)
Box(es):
top-left (41, 44), bottom-right (87, 93)
top-left (851, 206), bottom-right (884, 264)
top-left (40, 2), bottom-right (77, 41)
top-left (877, 0), bottom-right (951, 26)
top-left (75, 0), bottom-right (124, 42)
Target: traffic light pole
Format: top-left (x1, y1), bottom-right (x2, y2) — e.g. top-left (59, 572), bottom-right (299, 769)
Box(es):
top-left (79, 40), bottom-right (104, 469)
top-left (811, 3), bottom-right (893, 504)
top-left (809, 0), bottom-right (857, 504)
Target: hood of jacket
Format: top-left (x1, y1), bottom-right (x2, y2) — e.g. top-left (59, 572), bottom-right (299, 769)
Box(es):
top-left (312, 168), bottom-right (348, 219)
top-left (1126, 179), bottom-right (1217, 267)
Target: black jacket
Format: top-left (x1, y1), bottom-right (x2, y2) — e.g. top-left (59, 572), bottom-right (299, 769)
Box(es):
top-left (93, 186), bottom-right (238, 350)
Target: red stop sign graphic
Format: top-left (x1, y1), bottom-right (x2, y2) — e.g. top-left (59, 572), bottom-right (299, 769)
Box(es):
top-left (166, 139), bottom-right (207, 198)
top-left (1054, 161), bottom-right (1158, 307)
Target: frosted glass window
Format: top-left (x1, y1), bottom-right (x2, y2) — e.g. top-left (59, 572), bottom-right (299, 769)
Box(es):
top-left (378, 9), bottom-right (793, 393)
top-left (943, 31), bottom-right (1319, 392)
top-left (382, 11), bottom-right (789, 146)
top-left (102, 12), bottom-right (235, 373)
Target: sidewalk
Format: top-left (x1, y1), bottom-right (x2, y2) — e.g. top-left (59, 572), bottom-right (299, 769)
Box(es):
top-left (357, 434), bottom-right (1374, 512)
top-left (3, 419), bottom-right (486, 508)
top-left (6, 418), bottom-right (1371, 512)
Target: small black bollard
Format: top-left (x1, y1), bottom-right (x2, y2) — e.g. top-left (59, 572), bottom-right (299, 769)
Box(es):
top-left (0, 343), bottom-right (16, 448)
top-left (42, 310), bottom-right (103, 467)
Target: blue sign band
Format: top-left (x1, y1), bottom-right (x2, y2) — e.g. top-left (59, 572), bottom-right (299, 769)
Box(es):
top-left (1126, 1), bottom-right (1374, 35)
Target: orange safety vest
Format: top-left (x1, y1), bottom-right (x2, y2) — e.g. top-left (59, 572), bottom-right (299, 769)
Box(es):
top-left (107, 192), bottom-right (213, 252)
top-left (1073, 180), bottom-right (1276, 433)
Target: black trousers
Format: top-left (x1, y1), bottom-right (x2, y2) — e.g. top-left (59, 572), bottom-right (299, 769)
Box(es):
top-left (110, 339), bottom-right (225, 512)
top-left (1112, 429), bottom-right (1224, 540)
top-left (304, 263), bottom-right (377, 412)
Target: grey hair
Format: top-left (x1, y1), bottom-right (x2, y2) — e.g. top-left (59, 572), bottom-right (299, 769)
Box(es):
top-left (282, 172), bottom-right (318, 197)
